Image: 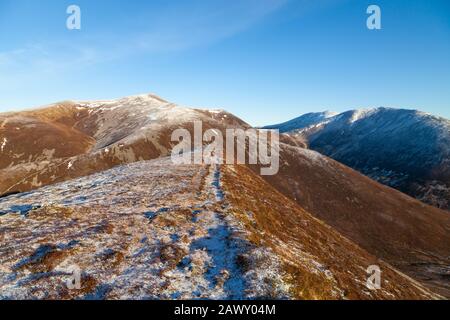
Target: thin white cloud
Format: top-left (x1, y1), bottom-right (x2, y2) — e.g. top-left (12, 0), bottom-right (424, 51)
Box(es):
top-left (0, 0), bottom-right (287, 81)
top-left (0, 0), bottom-right (290, 114)
top-left (132, 0), bottom-right (288, 52)
top-left (0, 42), bottom-right (100, 90)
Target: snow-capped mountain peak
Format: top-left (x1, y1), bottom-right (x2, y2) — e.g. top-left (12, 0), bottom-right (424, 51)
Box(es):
top-left (264, 110), bottom-right (338, 133)
top-left (264, 107), bottom-right (450, 210)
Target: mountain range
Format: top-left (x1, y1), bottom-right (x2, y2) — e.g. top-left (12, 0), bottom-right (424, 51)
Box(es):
top-left (0, 95), bottom-right (449, 299)
top-left (265, 108), bottom-right (450, 210)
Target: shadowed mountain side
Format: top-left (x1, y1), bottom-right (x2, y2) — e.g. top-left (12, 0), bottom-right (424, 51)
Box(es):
top-left (264, 108), bottom-right (450, 210)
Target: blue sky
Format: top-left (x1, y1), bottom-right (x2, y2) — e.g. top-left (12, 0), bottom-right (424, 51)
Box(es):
top-left (0, 0), bottom-right (449, 126)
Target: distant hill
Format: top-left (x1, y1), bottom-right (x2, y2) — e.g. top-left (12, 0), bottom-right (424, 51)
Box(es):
top-left (264, 107), bottom-right (450, 210)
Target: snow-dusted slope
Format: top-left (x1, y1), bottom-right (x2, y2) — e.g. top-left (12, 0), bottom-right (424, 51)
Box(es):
top-left (265, 107), bottom-right (450, 210)
top-left (0, 94), bottom-right (248, 197)
top-left (0, 156), bottom-right (440, 299)
top-left (75, 94), bottom-right (203, 150)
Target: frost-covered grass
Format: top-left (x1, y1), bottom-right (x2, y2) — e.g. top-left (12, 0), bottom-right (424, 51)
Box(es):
top-left (0, 156), bottom-right (289, 300)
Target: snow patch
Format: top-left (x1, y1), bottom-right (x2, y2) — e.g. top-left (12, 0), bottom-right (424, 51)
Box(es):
top-left (348, 108), bottom-right (377, 124)
top-left (1, 138), bottom-right (7, 152)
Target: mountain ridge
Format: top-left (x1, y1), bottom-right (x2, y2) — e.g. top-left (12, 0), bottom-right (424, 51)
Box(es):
top-left (0, 155), bottom-right (442, 299)
top-left (264, 107), bottom-right (450, 210)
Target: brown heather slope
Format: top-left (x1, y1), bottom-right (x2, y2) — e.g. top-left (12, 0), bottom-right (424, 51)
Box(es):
top-left (0, 157), bottom-right (441, 299)
top-left (222, 164), bottom-right (440, 299)
top-left (0, 94), bottom-right (248, 196)
top-left (0, 103), bottom-right (95, 170)
top-left (254, 143), bottom-right (450, 297)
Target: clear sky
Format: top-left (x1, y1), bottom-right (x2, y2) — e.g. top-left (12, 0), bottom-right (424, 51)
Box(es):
top-left (0, 0), bottom-right (449, 126)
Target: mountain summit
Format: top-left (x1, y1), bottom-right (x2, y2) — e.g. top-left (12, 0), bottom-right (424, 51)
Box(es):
top-left (0, 93), bottom-right (247, 196)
